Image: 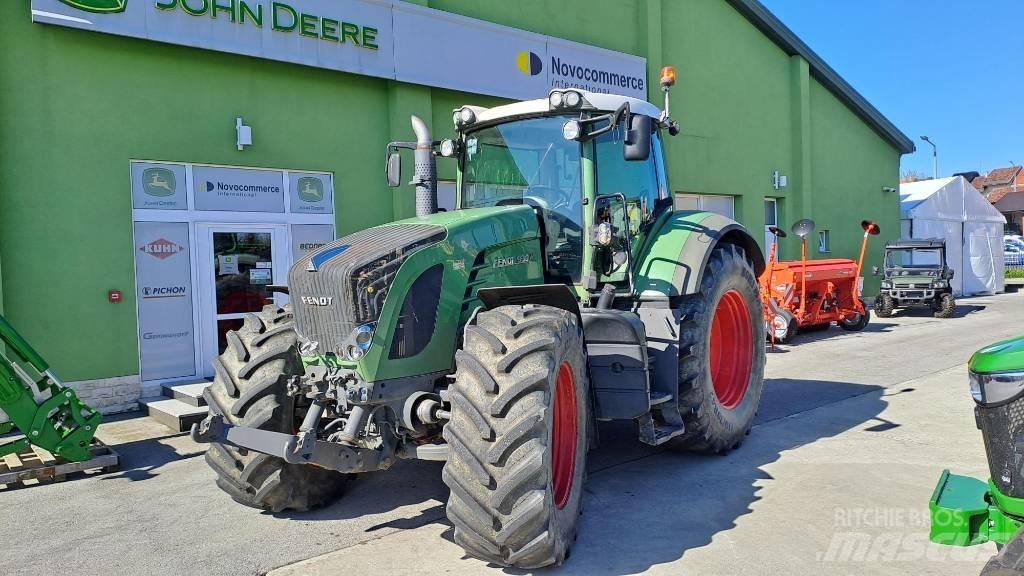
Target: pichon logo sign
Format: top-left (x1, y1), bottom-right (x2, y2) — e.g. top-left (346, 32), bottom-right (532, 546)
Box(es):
top-left (140, 238), bottom-right (184, 260)
top-left (142, 286), bottom-right (187, 299)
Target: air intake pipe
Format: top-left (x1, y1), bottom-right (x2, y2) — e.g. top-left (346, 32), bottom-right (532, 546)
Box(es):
top-left (410, 115), bottom-right (437, 217)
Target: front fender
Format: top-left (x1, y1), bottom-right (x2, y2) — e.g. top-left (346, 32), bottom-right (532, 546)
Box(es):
top-left (633, 211), bottom-right (765, 298)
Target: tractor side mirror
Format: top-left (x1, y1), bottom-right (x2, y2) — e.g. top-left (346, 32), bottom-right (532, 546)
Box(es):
top-left (872, 266), bottom-right (880, 276)
top-left (946, 269), bottom-right (955, 279)
top-left (386, 152), bottom-right (402, 188)
top-left (624, 114), bottom-right (652, 162)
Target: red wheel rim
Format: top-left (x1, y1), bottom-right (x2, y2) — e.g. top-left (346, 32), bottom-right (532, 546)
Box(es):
top-left (709, 290), bottom-right (754, 410)
top-left (551, 361), bottom-right (577, 510)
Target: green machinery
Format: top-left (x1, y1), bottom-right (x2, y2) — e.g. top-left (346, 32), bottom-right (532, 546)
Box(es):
top-left (930, 336), bottom-right (1024, 550)
top-left (192, 71), bottom-right (768, 568)
top-left (0, 314), bottom-right (101, 463)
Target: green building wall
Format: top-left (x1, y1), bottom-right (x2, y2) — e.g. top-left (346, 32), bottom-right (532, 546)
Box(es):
top-left (0, 0), bottom-right (902, 382)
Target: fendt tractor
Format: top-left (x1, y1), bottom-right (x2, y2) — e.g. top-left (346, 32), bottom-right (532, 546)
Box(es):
top-left (191, 67), bottom-right (768, 567)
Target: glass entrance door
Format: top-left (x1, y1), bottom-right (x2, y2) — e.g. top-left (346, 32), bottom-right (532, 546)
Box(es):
top-left (196, 223), bottom-right (289, 378)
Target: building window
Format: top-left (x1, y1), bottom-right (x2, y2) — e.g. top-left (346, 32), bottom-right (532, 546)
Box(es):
top-left (674, 193), bottom-right (735, 218)
top-left (818, 230), bottom-right (830, 253)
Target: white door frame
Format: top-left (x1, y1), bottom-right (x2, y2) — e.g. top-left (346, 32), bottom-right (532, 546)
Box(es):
top-left (195, 222), bottom-right (291, 379)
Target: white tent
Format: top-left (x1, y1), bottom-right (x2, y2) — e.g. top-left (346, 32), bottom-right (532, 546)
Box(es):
top-left (900, 176), bottom-right (1006, 296)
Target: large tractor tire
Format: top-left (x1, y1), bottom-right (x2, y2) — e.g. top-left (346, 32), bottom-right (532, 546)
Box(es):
top-left (671, 244), bottom-right (766, 454)
top-left (442, 305), bottom-right (589, 569)
top-left (839, 299), bottom-right (870, 331)
top-left (874, 293), bottom-right (895, 318)
top-left (203, 304), bottom-right (347, 512)
top-left (934, 293), bottom-right (956, 319)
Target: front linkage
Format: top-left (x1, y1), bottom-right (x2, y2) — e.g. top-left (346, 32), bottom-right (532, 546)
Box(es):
top-left (0, 314), bottom-right (101, 463)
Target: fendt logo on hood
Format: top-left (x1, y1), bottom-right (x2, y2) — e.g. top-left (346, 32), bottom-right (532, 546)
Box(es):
top-left (140, 238), bottom-right (184, 260)
top-left (59, 0), bottom-right (127, 14)
top-left (516, 51), bottom-right (543, 76)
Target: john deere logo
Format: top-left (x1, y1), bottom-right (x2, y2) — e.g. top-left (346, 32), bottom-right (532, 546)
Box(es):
top-left (58, 0), bottom-right (127, 13)
top-left (516, 51), bottom-right (543, 76)
top-left (297, 177), bottom-right (324, 203)
top-left (142, 167), bottom-right (176, 197)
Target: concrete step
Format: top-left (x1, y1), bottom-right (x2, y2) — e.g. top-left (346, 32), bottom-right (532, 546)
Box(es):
top-left (140, 397), bottom-right (209, 433)
top-left (161, 381), bottom-right (212, 407)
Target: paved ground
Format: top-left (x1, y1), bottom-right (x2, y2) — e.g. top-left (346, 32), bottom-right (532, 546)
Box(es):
top-left (2, 293), bottom-right (1021, 575)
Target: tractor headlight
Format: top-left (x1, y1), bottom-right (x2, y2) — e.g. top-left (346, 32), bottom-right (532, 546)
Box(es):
top-left (549, 91), bottom-right (564, 109)
top-left (549, 90), bottom-right (583, 110)
top-left (562, 119), bottom-right (582, 141)
top-left (439, 138), bottom-right (458, 158)
top-left (344, 323), bottom-right (376, 361)
top-left (453, 107), bottom-right (476, 128)
top-left (970, 370), bottom-right (1024, 406)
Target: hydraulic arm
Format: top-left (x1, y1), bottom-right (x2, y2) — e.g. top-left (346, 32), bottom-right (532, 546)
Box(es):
top-left (0, 314), bottom-right (100, 462)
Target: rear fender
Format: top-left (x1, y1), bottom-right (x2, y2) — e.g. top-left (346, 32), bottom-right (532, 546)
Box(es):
top-left (634, 211), bottom-right (765, 299)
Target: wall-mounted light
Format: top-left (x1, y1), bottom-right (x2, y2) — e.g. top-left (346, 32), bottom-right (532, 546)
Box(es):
top-left (772, 170), bottom-right (788, 190)
top-left (882, 186), bottom-right (897, 193)
top-left (236, 117), bottom-right (252, 151)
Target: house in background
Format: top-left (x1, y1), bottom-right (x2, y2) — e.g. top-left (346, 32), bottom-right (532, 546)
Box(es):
top-left (961, 165), bottom-right (1024, 233)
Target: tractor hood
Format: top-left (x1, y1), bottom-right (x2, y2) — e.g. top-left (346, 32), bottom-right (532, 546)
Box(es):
top-left (289, 204), bottom-right (543, 382)
top-left (970, 336), bottom-right (1024, 375)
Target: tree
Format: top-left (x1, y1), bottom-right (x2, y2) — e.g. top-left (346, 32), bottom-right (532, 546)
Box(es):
top-left (901, 169), bottom-right (928, 183)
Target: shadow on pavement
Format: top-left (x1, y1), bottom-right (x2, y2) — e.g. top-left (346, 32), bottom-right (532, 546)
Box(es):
top-left (890, 303), bottom-right (985, 319)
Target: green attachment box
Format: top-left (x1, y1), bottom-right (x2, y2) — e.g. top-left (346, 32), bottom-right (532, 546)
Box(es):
top-left (930, 469), bottom-right (1024, 546)
top-left (0, 314), bottom-right (101, 463)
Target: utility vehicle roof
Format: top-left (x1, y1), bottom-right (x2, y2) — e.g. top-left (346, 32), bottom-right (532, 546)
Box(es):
top-left (885, 239), bottom-right (945, 249)
top-left (470, 90), bottom-right (663, 127)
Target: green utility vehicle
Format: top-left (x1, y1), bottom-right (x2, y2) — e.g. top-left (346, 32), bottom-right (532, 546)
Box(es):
top-left (192, 73), bottom-right (767, 568)
top-left (930, 336), bottom-right (1024, 574)
top-left (874, 239), bottom-right (956, 318)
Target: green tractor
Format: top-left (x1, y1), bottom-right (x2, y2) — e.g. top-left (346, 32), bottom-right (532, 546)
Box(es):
top-left (874, 239), bottom-right (956, 318)
top-left (192, 72), bottom-right (767, 567)
top-left (930, 336), bottom-right (1024, 574)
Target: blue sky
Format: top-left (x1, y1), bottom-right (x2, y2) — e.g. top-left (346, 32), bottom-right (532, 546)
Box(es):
top-left (760, 0), bottom-right (1024, 178)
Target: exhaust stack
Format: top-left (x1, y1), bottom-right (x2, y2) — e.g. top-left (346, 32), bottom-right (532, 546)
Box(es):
top-left (410, 115), bottom-right (437, 217)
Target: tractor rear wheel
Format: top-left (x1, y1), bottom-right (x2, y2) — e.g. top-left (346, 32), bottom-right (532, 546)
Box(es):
top-left (839, 299), bottom-right (870, 331)
top-left (442, 304), bottom-right (589, 568)
top-left (933, 293), bottom-right (956, 318)
top-left (671, 244), bottom-right (766, 454)
top-left (874, 294), bottom-right (895, 318)
top-left (203, 304), bottom-right (348, 512)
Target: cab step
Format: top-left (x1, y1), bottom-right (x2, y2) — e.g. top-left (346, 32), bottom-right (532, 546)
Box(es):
top-left (637, 413), bottom-right (684, 446)
top-left (649, 392), bottom-right (672, 406)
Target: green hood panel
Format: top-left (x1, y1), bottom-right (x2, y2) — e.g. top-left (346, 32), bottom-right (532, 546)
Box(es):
top-left (971, 336), bottom-right (1024, 374)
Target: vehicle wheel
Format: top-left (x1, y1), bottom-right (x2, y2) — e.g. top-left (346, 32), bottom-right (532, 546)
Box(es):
top-left (203, 304), bottom-right (348, 512)
top-left (670, 243), bottom-right (766, 454)
top-left (442, 304), bottom-right (589, 569)
top-left (839, 299), bottom-right (871, 331)
top-left (874, 294), bottom-right (895, 318)
top-left (934, 293), bottom-right (956, 318)
top-left (769, 311), bottom-right (798, 344)
top-left (980, 529), bottom-right (1024, 575)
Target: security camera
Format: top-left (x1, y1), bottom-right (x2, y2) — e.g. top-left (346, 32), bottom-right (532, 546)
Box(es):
top-left (882, 186), bottom-right (897, 193)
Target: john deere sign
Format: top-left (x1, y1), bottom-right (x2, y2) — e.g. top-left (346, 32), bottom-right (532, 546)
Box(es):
top-left (58, 0), bottom-right (126, 13)
top-left (30, 0), bottom-right (646, 100)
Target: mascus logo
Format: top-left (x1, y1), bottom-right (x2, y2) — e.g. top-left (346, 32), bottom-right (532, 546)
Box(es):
top-left (59, 0), bottom-right (127, 14)
top-left (516, 51), bottom-right (542, 76)
top-left (140, 238), bottom-right (184, 260)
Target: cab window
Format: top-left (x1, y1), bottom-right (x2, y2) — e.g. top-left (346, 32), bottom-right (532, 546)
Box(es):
top-left (594, 125), bottom-right (661, 240)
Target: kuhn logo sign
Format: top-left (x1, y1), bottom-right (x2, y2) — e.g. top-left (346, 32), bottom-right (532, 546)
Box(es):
top-left (140, 238), bottom-right (184, 260)
top-left (58, 0), bottom-right (126, 13)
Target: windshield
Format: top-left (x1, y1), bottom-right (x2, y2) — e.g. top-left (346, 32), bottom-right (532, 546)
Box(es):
top-left (886, 248), bottom-right (942, 268)
top-left (461, 115), bottom-right (583, 282)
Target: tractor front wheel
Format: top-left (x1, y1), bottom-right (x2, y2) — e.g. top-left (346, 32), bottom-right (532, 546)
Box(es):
top-left (671, 243), bottom-right (766, 454)
top-left (203, 305), bottom-right (348, 512)
top-left (442, 305), bottom-right (589, 569)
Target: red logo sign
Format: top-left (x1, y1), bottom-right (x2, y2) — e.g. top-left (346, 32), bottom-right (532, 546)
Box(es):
top-left (140, 238), bottom-right (184, 260)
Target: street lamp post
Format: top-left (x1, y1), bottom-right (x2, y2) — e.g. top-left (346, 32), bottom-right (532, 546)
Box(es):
top-left (920, 135), bottom-right (937, 179)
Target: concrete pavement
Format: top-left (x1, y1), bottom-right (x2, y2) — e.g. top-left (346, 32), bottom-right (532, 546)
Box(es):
top-left (1, 293), bottom-right (1020, 575)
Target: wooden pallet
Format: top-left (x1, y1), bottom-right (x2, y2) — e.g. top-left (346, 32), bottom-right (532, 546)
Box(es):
top-left (0, 440), bottom-right (120, 488)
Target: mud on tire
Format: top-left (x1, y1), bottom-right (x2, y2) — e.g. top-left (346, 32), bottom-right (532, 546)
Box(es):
top-left (442, 305), bottom-right (589, 568)
top-left (670, 244), bottom-right (766, 454)
top-left (203, 304), bottom-right (347, 512)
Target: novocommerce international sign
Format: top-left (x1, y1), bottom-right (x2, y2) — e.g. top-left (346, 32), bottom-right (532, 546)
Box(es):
top-left (31, 0), bottom-right (647, 101)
